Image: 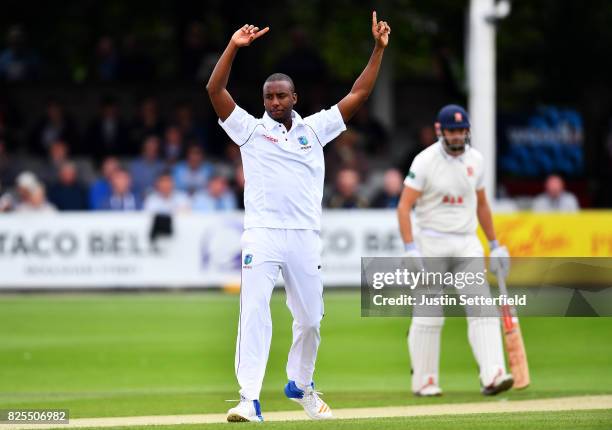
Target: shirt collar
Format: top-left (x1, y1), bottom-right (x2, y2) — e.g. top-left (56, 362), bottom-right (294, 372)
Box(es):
top-left (437, 139), bottom-right (469, 162)
top-left (262, 110), bottom-right (303, 131)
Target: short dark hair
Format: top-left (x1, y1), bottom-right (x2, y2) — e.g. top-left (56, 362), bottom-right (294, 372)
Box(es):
top-left (264, 73), bottom-right (295, 92)
top-left (157, 169), bottom-right (173, 180)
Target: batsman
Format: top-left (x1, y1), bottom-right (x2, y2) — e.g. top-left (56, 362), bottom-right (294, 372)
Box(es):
top-left (397, 104), bottom-right (519, 396)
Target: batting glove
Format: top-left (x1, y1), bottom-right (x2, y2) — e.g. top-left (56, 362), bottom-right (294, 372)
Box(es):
top-left (404, 242), bottom-right (425, 272)
top-left (489, 240), bottom-right (510, 277)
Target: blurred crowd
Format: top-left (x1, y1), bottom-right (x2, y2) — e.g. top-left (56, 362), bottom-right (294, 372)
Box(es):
top-left (0, 23), bottom-right (585, 214)
top-left (0, 22), bottom-right (422, 214)
top-left (0, 95), bottom-right (236, 213)
top-left (0, 91), bottom-right (422, 214)
top-left (0, 91), bottom-right (580, 215)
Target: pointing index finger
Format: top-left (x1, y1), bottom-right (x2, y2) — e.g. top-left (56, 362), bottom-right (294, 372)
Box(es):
top-left (372, 11), bottom-right (377, 26)
top-left (254, 27), bottom-right (270, 39)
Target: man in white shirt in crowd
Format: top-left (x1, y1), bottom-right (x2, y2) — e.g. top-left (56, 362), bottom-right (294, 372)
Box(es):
top-left (191, 173), bottom-right (236, 212)
top-left (397, 104), bottom-right (514, 398)
top-left (143, 171), bottom-right (190, 214)
top-left (532, 174), bottom-right (579, 212)
top-left (206, 12), bottom-right (390, 422)
top-left (172, 143), bottom-right (215, 195)
top-left (15, 182), bottom-right (56, 213)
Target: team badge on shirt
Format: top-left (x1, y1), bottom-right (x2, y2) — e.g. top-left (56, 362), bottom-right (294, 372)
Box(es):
top-left (407, 171), bottom-right (416, 179)
top-left (467, 166), bottom-right (474, 176)
top-left (297, 136), bottom-right (312, 151)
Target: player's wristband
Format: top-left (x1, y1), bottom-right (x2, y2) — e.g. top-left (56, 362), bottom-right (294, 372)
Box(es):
top-left (404, 242), bottom-right (417, 252)
top-left (489, 240), bottom-right (499, 250)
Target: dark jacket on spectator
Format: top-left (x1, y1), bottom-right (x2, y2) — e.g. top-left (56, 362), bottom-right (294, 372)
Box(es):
top-left (370, 191), bottom-right (400, 209)
top-left (48, 183), bottom-right (89, 210)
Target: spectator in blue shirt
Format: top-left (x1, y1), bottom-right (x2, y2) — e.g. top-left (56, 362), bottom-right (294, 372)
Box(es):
top-left (90, 156), bottom-right (120, 209)
top-left (129, 135), bottom-right (165, 201)
top-left (100, 168), bottom-right (139, 210)
top-left (173, 143), bottom-right (214, 195)
top-left (192, 173), bottom-right (236, 212)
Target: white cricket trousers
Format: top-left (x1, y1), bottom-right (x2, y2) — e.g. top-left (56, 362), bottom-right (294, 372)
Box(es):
top-left (236, 227), bottom-right (324, 401)
top-left (408, 232), bottom-right (507, 391)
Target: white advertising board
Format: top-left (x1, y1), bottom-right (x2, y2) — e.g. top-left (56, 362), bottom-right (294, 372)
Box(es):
top-left (0, 210), bottom-right (403, 288)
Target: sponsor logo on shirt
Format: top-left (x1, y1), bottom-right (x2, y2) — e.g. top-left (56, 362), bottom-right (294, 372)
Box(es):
top-left (243, 253), bottom-right (253, 269)
top-left (263, 134), bottom-right (278, 143)
top-left (442, 195), bottom-right (464, 205)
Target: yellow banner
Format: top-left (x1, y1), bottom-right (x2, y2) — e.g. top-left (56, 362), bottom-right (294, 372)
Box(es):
top-left (478, 211), bottom-right (612, 257)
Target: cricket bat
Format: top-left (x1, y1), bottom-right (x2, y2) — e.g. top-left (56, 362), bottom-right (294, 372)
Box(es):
top-left (497, 274), bottom-right (530, 389)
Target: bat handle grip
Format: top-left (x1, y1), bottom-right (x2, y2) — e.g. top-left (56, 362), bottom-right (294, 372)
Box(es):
top-left (496, 270), bottom-right (509, 296)
top-left (497, 270), bottom-right (516, 324)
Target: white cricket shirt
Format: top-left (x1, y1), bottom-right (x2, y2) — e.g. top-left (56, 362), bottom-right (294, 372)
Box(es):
top-left (143, 191), bottom-right (191, 214)
top-left (404, 141), bottom-right (485, 234)
top-left (219, 104), bottom-right (346, 230)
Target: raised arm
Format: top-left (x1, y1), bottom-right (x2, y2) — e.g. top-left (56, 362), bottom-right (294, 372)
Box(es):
top-left (337, 11), bottom-right (391, 122)
top-left (206, 24), bottom-right (269, 121)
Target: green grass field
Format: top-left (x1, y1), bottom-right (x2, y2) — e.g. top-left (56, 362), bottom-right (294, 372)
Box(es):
top-left (53, 410), bottom-right (612, 430)
top-left (0, 291), bottom-right (611, 429)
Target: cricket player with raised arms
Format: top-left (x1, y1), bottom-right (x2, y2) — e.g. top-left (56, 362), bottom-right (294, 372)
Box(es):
top-left (206, 12), bottom-right (391, 422)
top-left (397, 104), bottom-right (513, 397)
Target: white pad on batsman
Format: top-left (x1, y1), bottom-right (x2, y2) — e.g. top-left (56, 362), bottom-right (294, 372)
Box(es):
top-left (467, 317), bottom-right (507, 387)
top-left (408, 316), bottom-right (444, 395)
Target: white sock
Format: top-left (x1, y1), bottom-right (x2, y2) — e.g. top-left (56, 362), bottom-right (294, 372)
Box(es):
top-left (468, 317), bottom-right (507, 386)
top-left (408, 317), bottom-right (444, 393)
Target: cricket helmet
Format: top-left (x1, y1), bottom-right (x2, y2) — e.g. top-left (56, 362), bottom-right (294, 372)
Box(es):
top-left (437, 104), bottom-right (470, 130)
